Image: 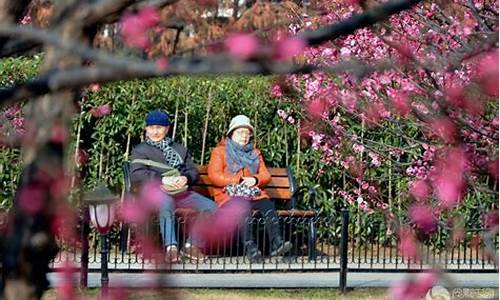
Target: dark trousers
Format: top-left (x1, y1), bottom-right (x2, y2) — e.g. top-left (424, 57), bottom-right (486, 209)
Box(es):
top-left (241, 198), bottom-right (281, 245)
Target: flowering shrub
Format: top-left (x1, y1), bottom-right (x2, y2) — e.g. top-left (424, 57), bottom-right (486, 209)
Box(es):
top-left (273, 0), bottom-right (498, 297)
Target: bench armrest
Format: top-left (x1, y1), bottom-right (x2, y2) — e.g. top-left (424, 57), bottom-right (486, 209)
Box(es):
top-left (123, 161), bottom-right (131, 193)
top-left (289, 186), bottom-right (317, 211)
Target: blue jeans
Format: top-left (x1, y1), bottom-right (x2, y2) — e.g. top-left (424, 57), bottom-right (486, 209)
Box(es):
top-left (158, 191), bottom-right (216, 247)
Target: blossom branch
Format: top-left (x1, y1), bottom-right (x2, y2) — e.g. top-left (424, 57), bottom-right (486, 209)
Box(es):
top-left (299, 0), bottom-right (422, 46)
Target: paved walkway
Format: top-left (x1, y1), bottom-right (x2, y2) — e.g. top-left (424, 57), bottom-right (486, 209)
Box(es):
top-left (48, 272), bottom-right (499, 288)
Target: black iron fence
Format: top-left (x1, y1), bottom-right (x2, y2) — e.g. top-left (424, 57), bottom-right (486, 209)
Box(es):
top-left (52, 209), bottom-right (498, 279)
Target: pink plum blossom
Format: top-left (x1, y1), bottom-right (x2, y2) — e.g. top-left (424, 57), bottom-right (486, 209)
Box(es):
top-left (277, 109), bottom-right (287, 119)
top-left (307, 98), bottom-right (327, 119)
top-left (88, 83), bottom-right (101, 92)
top-left (271, 85), bottom-right (284, 98)
top-left (90, 104), bottom-right (112, 118)
top-left (19, 15), bottom-right (31, 25)
top-left (391, 91), bottom-right (411, 116)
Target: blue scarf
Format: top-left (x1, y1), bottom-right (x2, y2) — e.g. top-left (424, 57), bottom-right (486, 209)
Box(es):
top-left (225, 139), bottom-right (259, 174)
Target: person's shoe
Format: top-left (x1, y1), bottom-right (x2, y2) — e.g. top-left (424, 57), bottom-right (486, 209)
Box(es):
top-left (180, 243), bottom-right (207, 262)
top-left (164, 245), bottom-right (180, 263)
top-left (244, 241), bottom-right (262, 263)
top-left (270, 238), bottom-right (292, 256)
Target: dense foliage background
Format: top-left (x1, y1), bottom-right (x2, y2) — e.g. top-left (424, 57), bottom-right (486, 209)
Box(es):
top-left (1, 56), bottom-right (497, 245)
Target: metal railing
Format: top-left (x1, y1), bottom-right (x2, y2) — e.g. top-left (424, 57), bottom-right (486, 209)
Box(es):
top-left (51, 209), bottom-right (499, 288)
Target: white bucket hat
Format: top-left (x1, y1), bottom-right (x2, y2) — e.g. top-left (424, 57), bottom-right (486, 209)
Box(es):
top-left (227, 115), bottom-right (254, 136)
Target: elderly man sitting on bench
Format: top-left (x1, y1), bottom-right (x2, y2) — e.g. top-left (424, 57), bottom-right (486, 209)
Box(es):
top-left (130, 110), bottom-right (216, 262)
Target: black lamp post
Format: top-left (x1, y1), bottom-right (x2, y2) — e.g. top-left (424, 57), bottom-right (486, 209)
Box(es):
top-left (83, 184), bottom-right (118, 298)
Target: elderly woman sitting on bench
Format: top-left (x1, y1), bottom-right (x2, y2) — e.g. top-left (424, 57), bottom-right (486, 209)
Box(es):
top-left (208, 115), bottom-right (292, 262)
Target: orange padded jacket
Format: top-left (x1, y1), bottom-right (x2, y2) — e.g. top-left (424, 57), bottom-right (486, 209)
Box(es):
top-left (207, 139), bottom-right (271, 206)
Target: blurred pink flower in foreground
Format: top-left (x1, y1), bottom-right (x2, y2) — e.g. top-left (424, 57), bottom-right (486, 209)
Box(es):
top-left (225, 34), bottom-right (259, 60)
top-left (19, 184), bottom-right (45, 215)
top-left (429, 118), bottom-right (455, 143)
top-left (391, 90), bottom-right (411, 116)
top-left (488, 158), bottom-right (498, 181)
top-left (434, 176), bottom-right (463, 208)
top-left (192, 196), bottom-right (250, 245)
top-left (409, 204), bottom-right (438, 234)
top-left (477, 48), bottom-right (499, 97)
top-left (390, 271), bottom-right (437, 300)
top-left (409, 180), bottom-right (430, 201)
top-left (56, 261), bottom-right (79, 300)
top-left (139, 181), bottom-right (165, 211)
top-left (120, 180), bottom-right (166, 224)
top-left (120, 7), bottom-right (160, 49)
top-left (398, 228), bottom-right (418, 260)
top-left (120, 199), bottom-right (148, 223)
top-left (155, 58), bottom-right (168, 71)
top-left (273, 37), bottom-right (306, 60)
top-left (135, 234), bottom-right (161, 260)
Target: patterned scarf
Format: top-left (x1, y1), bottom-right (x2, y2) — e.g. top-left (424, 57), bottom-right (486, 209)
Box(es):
top-left (225, 139), bottom-right (259, 174)
top-left (146, 137), bottom-right (183, 169)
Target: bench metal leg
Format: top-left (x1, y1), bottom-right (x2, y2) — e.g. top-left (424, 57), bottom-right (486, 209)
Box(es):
top-left (119, 223), bottom-right (129, 253)
top-left (308, 218), bottom-right (317, 261)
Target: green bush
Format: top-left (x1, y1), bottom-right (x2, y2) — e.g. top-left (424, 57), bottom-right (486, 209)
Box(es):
top-left (0, 56), bottom-right (497, 246)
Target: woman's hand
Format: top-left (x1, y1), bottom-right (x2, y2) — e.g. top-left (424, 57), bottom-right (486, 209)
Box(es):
top-left (241, 176), bottom-right (257, 187)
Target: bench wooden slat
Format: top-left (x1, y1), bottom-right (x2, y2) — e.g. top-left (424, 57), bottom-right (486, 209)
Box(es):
top-left (197, 166), bottom-right (289, 177)
top-left (265, 188), bottom-right (291, 200)
top-left (191, 186), bottom-right (291, 201)
top-left (191, 186), bottom-right (211, 197)
top-left (197, 175), bottom-right (290, 188)
top-left (277, 210), bottom-right (316, 217)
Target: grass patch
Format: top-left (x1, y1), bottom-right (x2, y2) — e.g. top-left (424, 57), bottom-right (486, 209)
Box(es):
top-left (42, 288), bottom-right (498, 299)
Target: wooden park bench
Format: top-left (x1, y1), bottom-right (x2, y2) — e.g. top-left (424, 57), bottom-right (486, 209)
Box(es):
top-left (121, 162), bottom-right (318, 259)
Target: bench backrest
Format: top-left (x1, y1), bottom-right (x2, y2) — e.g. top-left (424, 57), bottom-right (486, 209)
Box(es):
top-left (192, 165), bottom-right (296, 201)
top-left (123, 162), bottom-right (296, 201)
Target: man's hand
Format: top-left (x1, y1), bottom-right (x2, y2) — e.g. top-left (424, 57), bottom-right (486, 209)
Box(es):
top-left (241, 176), bottom-right (257, 187)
